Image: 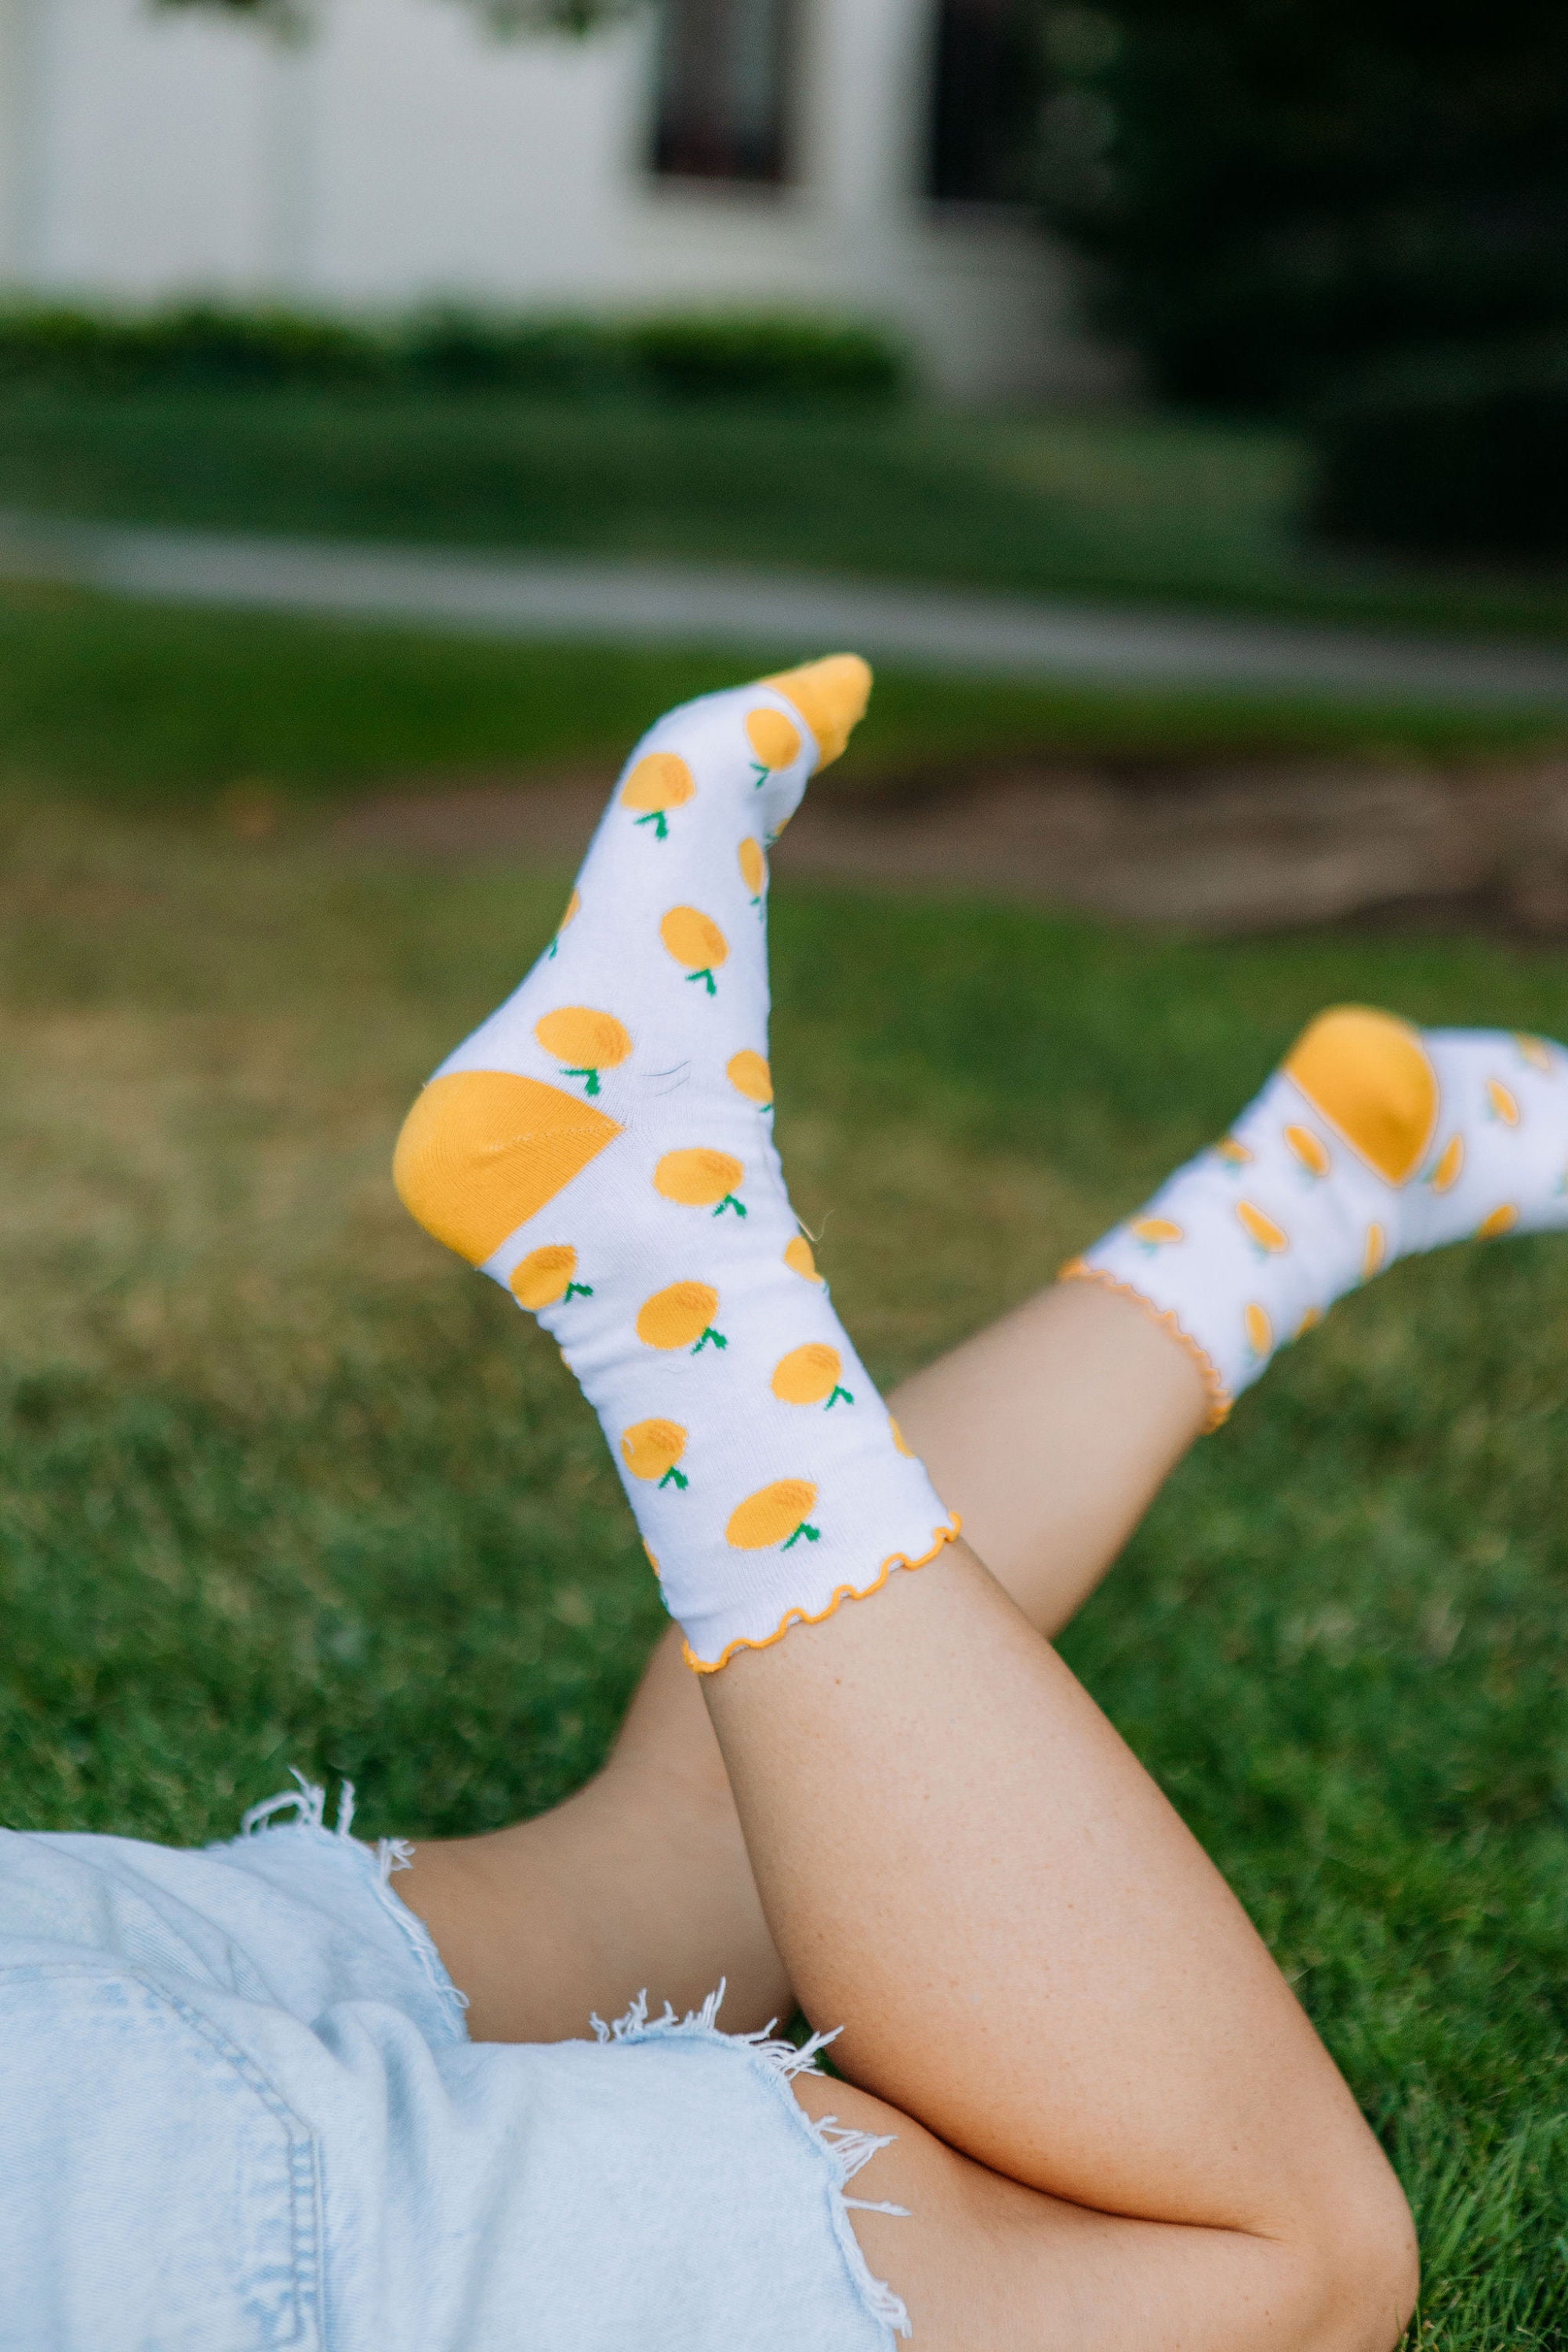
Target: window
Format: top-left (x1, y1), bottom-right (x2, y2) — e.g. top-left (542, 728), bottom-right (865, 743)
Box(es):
top-left (927, 0), bottom-right (1040, 204)
top-left (651, 0), bottom-right (796, 186)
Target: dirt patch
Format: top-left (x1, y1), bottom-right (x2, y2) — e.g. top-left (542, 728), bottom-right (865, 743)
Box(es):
top-left (330, 757), bottom-right (1568, 935)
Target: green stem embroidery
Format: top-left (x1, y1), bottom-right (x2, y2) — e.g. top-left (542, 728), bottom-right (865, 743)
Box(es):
top-left (634, 811), bottom-right (670, 839)
top-left (563, 1282), bottom-right (593, 1301)
top-left (824, 1385), bottom-right (854, 1409)
top-left (750, 760), bottom-right (770, 787)
top-left (691, 1327), bottom-right (728, 1353)
top-left (713, 1194), bottom-right (746, 1218)
top-left (563, 1067), bottom-right (601, 1096)
top-left (659, 1465), bottom-right (689, 1490)
top-left (782, 1520), bottom-right (822, 1549)
top-left (684, 968), bottom-right (718, 996)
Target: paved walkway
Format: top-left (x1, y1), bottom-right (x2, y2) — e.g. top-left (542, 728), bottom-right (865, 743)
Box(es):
top-left (5, 507), bottom-right (1568, 706)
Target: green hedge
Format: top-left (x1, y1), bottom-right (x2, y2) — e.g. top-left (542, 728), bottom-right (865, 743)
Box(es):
top-left (1310, 340), bottom-right (1568, 559)
top-left (0, 303), bottom-right (911, 405)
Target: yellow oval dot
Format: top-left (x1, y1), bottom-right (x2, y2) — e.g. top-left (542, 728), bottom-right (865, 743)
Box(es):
top-left (1477, 1203), bottom-right (1519, 1240)
top-left (643, 1538), bottom-right (661, 1574)
top-left (1487, 1078), bottom-right (1521, 1127)
top-left (1237, 1200), bottom-right (1290, 1254)
top-left (1245, 1302), bottom-right (1273, 1356)
top-left (1216, 1136), bottom-right (1253, 1167)
top-left (746, 707), bottom-right (803, 771)
top-left (1363, 1222), bottom-right (1386, 1278)
top-left (636, 1281), bottom-right (720, 1350)
top-left (739, 837), bottom-right (767, 896)
top-left (1296, 1305), bottom-right (1323, 1339)
top-left (889, 1414), bottom-right (914, 1457)
top-left (659, 906), bottom-right (729, 973)
top-left (771, 1343), bottom-right (843, 1406)
top-left (1131, 1216), bottom-right (1184, 1246)
top-left (535, 1007), bottom-right (633, 1071)
top-left (727, 1479), bottom-right (819, 1551)
top-left (555, 888), bottom-right (580, 936)
top-left (728, 1050), bottom-right (773, 1105)
top-left (621, 1419), bottom-right (688, 1481)
top-left (1516, 1034), bottom-right (1553, 1072)
top-left (510, 1244), bottom-right (578, 1310)
top-left (1431, 1134), bottom-right (1465, 1193)
top-left (621, 752), bottom-right (696, 814)
top-left (655, 1149), bottom-right (744, 1208)
top-left (784, 1235), bottom-right (822, 1282)
top-left (1284, 1124), bottom-right (1331, 1178)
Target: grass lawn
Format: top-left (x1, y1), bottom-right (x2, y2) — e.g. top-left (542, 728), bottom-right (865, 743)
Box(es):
top-left (3, 790), bottom-right (1568, 2342)
top-left (3, 583), bottom-right (1565, 811)
top-left (5, 386), bottom-right (1568, 643)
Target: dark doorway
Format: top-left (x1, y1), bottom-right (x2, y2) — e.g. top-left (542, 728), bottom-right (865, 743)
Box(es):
top-left (927, 0), bottom-right (1039, 203)
top-left (652, 0), bottom-right (797, 185)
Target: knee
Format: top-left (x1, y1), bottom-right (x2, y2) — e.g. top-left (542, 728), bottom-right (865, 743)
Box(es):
top-left (1301, 2151), bottom-right (1419, 2352)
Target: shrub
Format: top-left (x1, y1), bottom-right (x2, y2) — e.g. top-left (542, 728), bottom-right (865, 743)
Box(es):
top-left (1036, 0), bottom-right (1568, 409)
top-left (625, 315), bottom-right (909, 404)
top-left (0, 303), bottom-right (383, 390)
top-left (0, 303), bottom-right (910, 405)
top-left (1310, 339), bottom-right (1568, 560)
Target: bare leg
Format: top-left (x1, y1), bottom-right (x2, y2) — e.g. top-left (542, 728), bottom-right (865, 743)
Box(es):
top-left (705, 1542), bottom-right (1416, 2351)
top-left (405, 1278), bottom-right (1415, 2349)
top-left (404, 1281), bottom-right (1209, 2038)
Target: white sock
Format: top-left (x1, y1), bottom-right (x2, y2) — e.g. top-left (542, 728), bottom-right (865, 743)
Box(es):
top-left (393, 658), bottom-right (958, 1669)
top-left (1065, 1006), bottom-right (1568, 1422)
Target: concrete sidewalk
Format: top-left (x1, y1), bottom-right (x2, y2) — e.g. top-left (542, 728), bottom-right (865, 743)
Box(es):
top-left (5, 506), bottom-right (1568, 706)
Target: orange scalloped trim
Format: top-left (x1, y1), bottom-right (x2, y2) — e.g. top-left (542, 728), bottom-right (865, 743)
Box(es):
top-left (1057, 1258), bottom-right (1232, 1432)
top-left (682, 1514), bottom-right (963, 1674)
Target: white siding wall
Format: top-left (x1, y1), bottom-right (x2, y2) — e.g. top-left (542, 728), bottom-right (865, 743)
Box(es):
top-left (0, 0), bottom-right (1117, 399)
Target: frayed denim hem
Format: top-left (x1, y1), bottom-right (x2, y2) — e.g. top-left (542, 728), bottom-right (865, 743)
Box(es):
top-left (234, 1779), bottom-right (910, 2343)
top-left (592, 1984), bottom-right (912, 2343)
top-left (235, 1769), bottom-right (470, 2043)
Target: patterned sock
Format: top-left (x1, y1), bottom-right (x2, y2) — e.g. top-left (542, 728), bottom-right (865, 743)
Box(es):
top-left (1064, 1006), bottom-right (1568, 1425)
top-left (393, 657), bottom-right (958, 1670)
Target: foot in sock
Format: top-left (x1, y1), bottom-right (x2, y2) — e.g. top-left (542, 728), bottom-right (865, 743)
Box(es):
top-left (392, 657), bottom-right (958, 1669)
top-left (1065, 1006), bottom-right (1568, 1424)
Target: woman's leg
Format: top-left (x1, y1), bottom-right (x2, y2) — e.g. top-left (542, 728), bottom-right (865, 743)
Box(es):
top-left (402, 1276), bottom-right (1207, 2042)
top-left (708, 1542), bottom-right (1416, 2352)
top-left (408, 1273), bottom-right (1415, 2349)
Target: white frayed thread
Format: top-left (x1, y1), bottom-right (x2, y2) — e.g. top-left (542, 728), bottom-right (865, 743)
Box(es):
top-left (238, 1775), bottom-right (467, 2030)
top-left (591, 1981), bottom-right (911, 2339)
top-left (377, 1835), bottom-right (415, 1885)
top-left (241, 1766), bottom-right (356, 1839)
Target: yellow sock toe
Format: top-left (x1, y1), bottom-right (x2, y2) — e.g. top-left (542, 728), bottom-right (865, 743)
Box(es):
top-left (762, 654), bottom-right (873, 770)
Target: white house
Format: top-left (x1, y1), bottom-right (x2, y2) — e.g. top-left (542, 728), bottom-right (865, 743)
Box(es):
top-left (0, 0), bottom-right (1116, 399)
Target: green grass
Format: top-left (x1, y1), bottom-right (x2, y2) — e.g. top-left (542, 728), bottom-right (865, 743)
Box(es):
top-left (5, 386), bottom-right (1568, 641)
top-left (2, 582), bottom-right (1563, 808)
top-left (3, 797), bottom-right (1568, 2340)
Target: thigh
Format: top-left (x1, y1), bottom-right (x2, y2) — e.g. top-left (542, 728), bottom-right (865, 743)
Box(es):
top-left (790, 2074), bottom-right (1345, 2352)
top-left (401, 1628), bottom-right (792, 2044)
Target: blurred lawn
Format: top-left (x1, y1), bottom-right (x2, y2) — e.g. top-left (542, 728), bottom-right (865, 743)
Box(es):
top-left (2, 796), bottom-right (1568, 2342)
top-left (4, 387), bottom-right (1568, 641)
top-left (2, 583), bottom-right (1563, 807)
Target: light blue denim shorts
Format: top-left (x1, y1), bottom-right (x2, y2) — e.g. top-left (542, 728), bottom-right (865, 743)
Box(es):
top-left (0, 1777), bottom-right (908, 2350)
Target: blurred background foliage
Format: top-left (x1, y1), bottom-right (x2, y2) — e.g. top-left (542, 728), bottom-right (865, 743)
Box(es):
top-left (1036, 0), bottom-right (1568, 408)
top-left (1033, 0), bottom-right (1568, 554)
